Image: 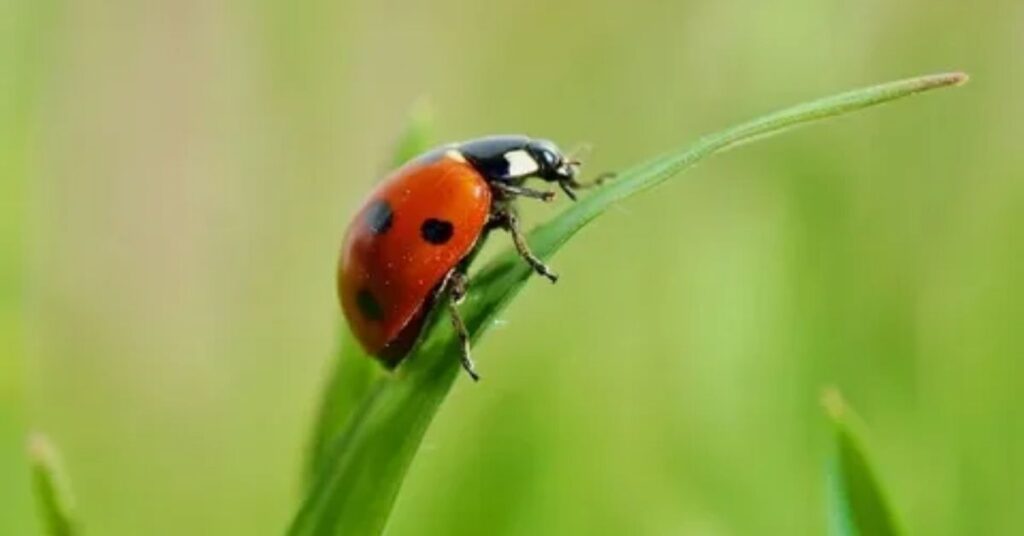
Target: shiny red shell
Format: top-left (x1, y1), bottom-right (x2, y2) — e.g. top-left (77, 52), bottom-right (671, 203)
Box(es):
top-left (338, 152), bottom-right (492, 364)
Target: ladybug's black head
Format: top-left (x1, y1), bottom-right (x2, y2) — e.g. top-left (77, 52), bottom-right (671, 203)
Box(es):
top-left (525, 139), bottom-right (583, 200)
top-left (455, 135), bottom-right (587, 201)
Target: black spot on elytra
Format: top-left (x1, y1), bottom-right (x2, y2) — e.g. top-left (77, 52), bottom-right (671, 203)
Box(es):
top-left (364, 199), bottom-right (393, 234)
top-left (421, 218), bottom-right (454, 245)
top-left (356, 288), bottom-right (384, 321)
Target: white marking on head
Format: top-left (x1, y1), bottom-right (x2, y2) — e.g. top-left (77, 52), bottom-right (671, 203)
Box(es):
top-left (504, 150), bottom-right (540, 176)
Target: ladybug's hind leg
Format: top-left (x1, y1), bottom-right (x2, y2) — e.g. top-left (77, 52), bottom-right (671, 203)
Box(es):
top-left (491, 208), bottom-right (559, 283)
top-left (446, 271), bottom-right (479, 382)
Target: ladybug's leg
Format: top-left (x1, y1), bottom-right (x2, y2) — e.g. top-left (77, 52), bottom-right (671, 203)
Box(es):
top-left (491, 181), bottom-right (556, 202)
top-left (574, 171), bottom-right (617, 188)
top-left (447, 271), bottom-right (479, 381)
top-left (449, 269), bottom-right (468, 303)
top-left (557, 172), bottom-right (616, 201)
top-left (493, 208), bottom-right (559, 283)
top-left (566, 171), bottom-right (616, 192)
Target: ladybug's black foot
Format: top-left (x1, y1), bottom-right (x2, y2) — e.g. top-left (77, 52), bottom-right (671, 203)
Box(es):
top-left (462, 356), bottom-right (480, 382)
top-left (498, 210), bottom-right (559, 284)
top-left (534, 264), bottom-right (559, 284)
top-left (448, 298), bottom-right (479, 382)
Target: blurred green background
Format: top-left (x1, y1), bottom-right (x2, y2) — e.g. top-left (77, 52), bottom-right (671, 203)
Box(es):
top-left (2, 0), bottom-right (1020, 534)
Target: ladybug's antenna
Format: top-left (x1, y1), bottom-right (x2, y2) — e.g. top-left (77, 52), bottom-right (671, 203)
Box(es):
top-left (566, 142), bottom-right (592, 163)
top-left (558, 142), bottom-right (611, 202)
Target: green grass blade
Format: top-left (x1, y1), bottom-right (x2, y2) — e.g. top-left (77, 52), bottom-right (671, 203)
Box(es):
top-left (823, 389), bottom-right (904, 536)
top-left (303, 327), bottom-right (382, 487)
top-left (291, 73), bottom-right (966, 536)
top-left (387, 98), bottom-right (434, 169)
top-left (303, 100), bottom-right (434, 486)
top-left (27, 433), bottom-right (79, 536)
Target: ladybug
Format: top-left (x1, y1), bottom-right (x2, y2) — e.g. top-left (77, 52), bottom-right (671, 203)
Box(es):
top-left (338, 135), bottom-right (608, 381)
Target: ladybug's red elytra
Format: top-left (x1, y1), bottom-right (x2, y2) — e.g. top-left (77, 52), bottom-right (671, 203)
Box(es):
top-left (338, 135), bottom-right (609, 381)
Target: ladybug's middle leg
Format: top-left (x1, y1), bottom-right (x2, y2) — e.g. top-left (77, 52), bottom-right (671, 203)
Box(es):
top-left (492, 208), bottom-right (559, 284)
top-left (446, 271), bottom-right (479, 381)
top-left (491, 181), bottom-right (556, 202)
top-left (560, 171), bottom-right (616, 200)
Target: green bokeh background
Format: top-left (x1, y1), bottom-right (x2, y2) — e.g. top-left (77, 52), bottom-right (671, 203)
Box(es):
top-left (2, 0), bottom-right (1020, 534)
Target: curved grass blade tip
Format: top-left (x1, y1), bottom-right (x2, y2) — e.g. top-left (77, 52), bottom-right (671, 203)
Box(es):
top-left (27, 433), bottom-right (79, 536)
top-left (823, 388), bottom-right (904, 536)
top-left (293, 73), bottom-right (966, 536)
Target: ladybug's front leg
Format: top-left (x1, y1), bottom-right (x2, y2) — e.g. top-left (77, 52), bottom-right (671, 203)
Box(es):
top-left (568, 171), bottom-right (616, 190)
top-left (560, 171), bottom-right (617, 200)
top-left (447, 271), bottom-right (480, 381)
top-left (492, 208), bottom-right (559, 284)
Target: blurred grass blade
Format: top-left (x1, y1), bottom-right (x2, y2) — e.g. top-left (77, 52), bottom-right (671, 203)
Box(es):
top-left (304, 327), bottom-right (381, 486)
top-left (304, 100), bottom-right (434, 486)
top-left (388, 98), bottom-right (434, 169)
top-left (292, 73), bottom-right (966, 536)
top-left (823, 389), bottom-right (903, 536)
top-left (27, 433), bottom-right (79, 536)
